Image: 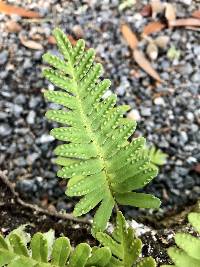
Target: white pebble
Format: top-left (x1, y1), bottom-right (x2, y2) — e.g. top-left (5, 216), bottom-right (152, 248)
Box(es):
top-left (38, 134), bottom-right (55, 143)
top-left (26, 110), bottom-right (36, 124)
top-left (127, 109), bottom-right (141, 121)
top-left (154, 97), bottom-right (165, 106)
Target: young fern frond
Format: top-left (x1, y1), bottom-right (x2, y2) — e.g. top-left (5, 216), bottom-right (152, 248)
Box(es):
top-left (162, 212), bottom-right (200, 267)
top-left (145, 146), bottom-right (167, 167)
top-left (0, 226), bottom-right (112, 267)
top-left (96, 212), bottom-right (156, 267)
top-left (43, 28), bottom-right (161, 235)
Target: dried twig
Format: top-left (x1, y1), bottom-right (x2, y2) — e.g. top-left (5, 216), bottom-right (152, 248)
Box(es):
top-left (0, 170), bottom-right (90, 225)
top-left (169, 18), bottom-right (200, 27)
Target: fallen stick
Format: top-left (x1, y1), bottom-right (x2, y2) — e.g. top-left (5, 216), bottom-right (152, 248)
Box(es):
top-left (0, 170), bottom-right (90, 225)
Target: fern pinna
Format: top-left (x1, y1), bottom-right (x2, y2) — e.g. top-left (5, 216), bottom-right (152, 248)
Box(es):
top-left (162, 212), bottom-right (200, 267)
top-left (0, 226), bottom-right (111, 267)
top-left (96, 212), bottom-right (156, 267)
top-left (42, 28), bottom-right (160, 235)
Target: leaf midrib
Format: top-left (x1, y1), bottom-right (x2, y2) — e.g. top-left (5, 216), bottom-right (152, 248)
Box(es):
top-left (68, 56), bottom-right (113, 195)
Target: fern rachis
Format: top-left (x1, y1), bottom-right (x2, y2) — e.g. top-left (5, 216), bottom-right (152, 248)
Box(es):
top-left (43, 28), bottom-right (161, 235)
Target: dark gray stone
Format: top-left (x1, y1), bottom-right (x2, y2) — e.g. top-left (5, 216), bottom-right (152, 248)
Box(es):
top-left (0, 51), bottom-right (8, 65)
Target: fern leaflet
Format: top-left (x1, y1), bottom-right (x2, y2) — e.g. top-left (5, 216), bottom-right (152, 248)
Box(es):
top-left (43, 28), bottom-right (161, 235)
top-left (0, 226), bottom-right (111, 267)
top-left (96, 212), bottom-right (157, 267)
top-left (162, 212), bottom-right (200, 267)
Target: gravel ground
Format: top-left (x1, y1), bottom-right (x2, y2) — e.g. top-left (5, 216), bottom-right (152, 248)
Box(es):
top-left (0, 0), bottom-right (200, 216)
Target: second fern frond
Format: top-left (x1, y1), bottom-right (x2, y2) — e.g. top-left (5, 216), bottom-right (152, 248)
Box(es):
top-left (43, 28), bottom-right (161, 235)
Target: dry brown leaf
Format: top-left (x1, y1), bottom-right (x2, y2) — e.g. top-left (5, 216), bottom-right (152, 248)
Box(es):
top-left (165, 3), bottom-right (176, 22)
top-left (0, 1), bottom-right (41, 18)
top-left (140, 4), bottom-right (152, 17)
top-left (146, 42), bottom-right (158, 60)
top-left (5, 20), bottom-right (21, 33)
top-left (133, 49), bottom-right (162, 82)
top-left (169, 18), bottom-right (200, 27)
top-left (48, 35), bottom-right (56, 44)
top-left (155, 36), bottom-right (170, 49)
top-left (19, 35), bottom-right (43, 50)
top-left (67, 35), bottom-right (77, 46)
top-left (192, 10), bottom-right (200, 19)
top-left (143, 21), bottom-right (166, 36)
top-left (121, 24), bottom-right (139, 50)
top-left (151, 0), bottom-right (164, 18)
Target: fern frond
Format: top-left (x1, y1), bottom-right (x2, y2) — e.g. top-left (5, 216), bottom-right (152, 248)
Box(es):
top-left (0, 227), bottom-right (112, 267)
top-left (145, 146), bottom-right (167, 167)
top-left (96, 211), bottom-right (157, 267)
top-left (162, 212), bottom-right (200, 267)
top-left (43, 28), bottom-right (161, 235)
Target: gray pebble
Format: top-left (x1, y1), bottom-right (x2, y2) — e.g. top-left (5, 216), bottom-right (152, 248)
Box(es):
top-left (191, 124), bottom-right (198, 132)
top-left (193, 46), bottom-right (200, 56)
top-left (116, 86), bottom-right (125, 96)
top-left (17, 179), bottom-right (37, 193)
top-left (0, 124), bottom-right (12, 136)
top-left (27, 153), bottom-right (40, 164)
top-left (14, 94), bottom-right (26, 105)
top-left (0, 51), bottom-right (8, 65)
top-left (186, 112), bottom-right (194, 121)
top-left (141, 108), bottom-right (151, 117)
top-left (0, 112), bottom-right (8, 119)
top-left (191, 72), bottom-right (200, 82)
top-left (12, 104), bottom-right (23, 117)
top-left (179, 131), bottom-right (188, 144)
top-left (29, 96), bottom-right (41, 108)
top-left (23, 58), bottom-right (32, 69)
top-left (14, 157), bottom-right (27, 167)
top-left (26, 110), bottom-right (36, 124)
top-left (179, 63), bottom-right (193, 75)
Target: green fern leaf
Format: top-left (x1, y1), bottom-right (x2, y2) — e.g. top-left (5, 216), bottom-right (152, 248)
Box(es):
top-left (136, 257), bottom-right (157, 267)
top-left (0, 227), bottom-right (114, 267)
top-left (67, 243), bottom-right (91, 267)
top-left (175, 233), bottom-right (200, 260)
top-left (86, 247), bottom-right (111, 267)
top-left (51, 237), bottom-right (71, 267)
top-left (167, 247), bottom-right (200, 267)
top-left (188, 212), bottom-right (200, 233)
top-left (162, 212), bottom-right (200, 267)
top-left (96, 211), bottom-right (156, 267)
top-left (43, 28), bottom-right (160, 234)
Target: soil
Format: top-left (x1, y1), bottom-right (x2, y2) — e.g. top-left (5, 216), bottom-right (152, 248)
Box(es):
top-left (0, 178), bottom-right (95, 247)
